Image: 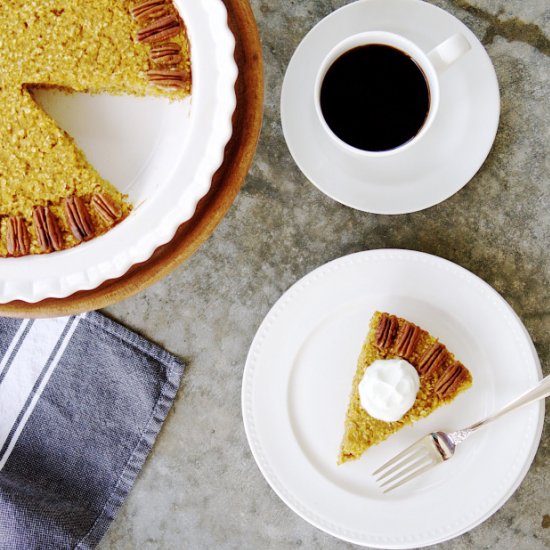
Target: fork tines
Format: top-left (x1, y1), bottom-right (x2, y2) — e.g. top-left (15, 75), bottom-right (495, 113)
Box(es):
top-left (373, 435), bottom-right (441, 493)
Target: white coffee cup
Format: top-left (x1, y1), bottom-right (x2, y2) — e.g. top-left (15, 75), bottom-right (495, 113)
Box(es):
top-left (314, 31), bottom-right (471, 157)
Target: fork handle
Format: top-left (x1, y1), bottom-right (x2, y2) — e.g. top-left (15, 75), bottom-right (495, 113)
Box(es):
top-left (466, 373), bottom-right (550, 432)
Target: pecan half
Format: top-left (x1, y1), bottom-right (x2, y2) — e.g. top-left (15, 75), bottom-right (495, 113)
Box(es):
top-left (64, 195), bottom-right (94, 242)
top-left (417, 342), bottom-right (449, 376)
top-left (132, 0), bottom-right (165, 15)
top-left (131, 0), bottom-right (171, 24)
top-left (150, 42), bottom-right (183, 66)
top-left (33, 206), bottom-right (63, 252)
top-left (375, 313), bottom-right (398, 351)
top-left (435, 362), bottom-right (469, 399)
top-left (6, 216), bottom-right (31, 256)
top-left (91, 193), bottom-right (122, 225)
top-left (137, 14), bottom-right (181, 44)
top-left (395, 322), bottom-right (422, 359)
top-left (147, 68), bottom-right (189, 88)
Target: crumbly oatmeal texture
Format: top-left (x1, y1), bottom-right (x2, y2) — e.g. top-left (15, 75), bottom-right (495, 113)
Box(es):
top-left (338, 311), bottom-right (472, 464)
top-left (0, 0), bottom-right (191, 256)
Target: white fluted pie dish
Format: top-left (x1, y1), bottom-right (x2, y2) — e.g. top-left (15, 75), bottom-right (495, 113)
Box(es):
top-left (0, 0), bottom-right (237, 303)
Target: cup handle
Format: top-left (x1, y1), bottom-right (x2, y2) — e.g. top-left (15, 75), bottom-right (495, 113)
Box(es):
top-left (427, 33), bottom-right (471, 72)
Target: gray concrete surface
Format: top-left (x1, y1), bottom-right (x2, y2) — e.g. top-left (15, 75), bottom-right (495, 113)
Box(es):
top-left (100, 0), bottom-right (550, 548)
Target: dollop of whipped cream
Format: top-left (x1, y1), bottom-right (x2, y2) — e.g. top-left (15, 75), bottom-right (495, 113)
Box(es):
top-left (358, 359), bottom-right (420, 422)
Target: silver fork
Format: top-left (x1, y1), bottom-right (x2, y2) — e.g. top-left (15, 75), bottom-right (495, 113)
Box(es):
top-left (374, 373), bottom-right (550, 493)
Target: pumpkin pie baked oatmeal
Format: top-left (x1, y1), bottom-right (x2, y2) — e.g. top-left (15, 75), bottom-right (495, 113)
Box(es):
top-left (0, 0), bottom-right (191, 256)
top-left (339, 311), bottom-right (472, 463)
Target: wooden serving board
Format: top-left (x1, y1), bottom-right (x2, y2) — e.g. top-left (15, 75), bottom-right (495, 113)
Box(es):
top-left (0, 0), bottom-right (263, 318)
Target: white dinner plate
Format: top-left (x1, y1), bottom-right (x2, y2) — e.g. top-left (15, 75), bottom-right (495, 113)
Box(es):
top-left (0, 0), bottom-right (237, 303)
top-left (281, 0), bottom-right (500, 214)
top-left (242, 249), bottom-right (543, 548)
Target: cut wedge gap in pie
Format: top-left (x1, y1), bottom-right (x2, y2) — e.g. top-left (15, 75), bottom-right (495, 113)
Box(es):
top-left (0, 0), bottom-right (191, 256)
top-left (338, 311), bottom-right (473, 464)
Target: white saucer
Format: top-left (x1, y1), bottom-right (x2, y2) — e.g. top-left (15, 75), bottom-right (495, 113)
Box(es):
top-left (281, 0), bottom-right (500, 214)
top-left (242, 249), bottom-right (543, 548)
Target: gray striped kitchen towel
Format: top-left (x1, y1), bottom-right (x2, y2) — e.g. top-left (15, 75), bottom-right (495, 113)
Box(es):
top-left (0, 311), bottom-right (185, 549)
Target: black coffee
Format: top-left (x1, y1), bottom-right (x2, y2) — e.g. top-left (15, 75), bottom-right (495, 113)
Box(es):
top-left (320, 44), bottom-right (430, 152)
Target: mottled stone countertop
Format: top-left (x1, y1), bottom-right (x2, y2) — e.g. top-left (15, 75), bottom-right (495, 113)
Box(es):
top-left (100, 0), bottom-right (549, 548)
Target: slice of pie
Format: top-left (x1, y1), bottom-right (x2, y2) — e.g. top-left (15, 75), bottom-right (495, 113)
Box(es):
top-left (339, 311), bottom-right (472, 464)
top-left (0, 0), bottom-right (191, 256)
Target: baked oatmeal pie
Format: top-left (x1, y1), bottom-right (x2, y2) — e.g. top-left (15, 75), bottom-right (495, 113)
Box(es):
top-left (0, 0), bottom-right (191, 256)
top-left (339, 311), bottom-right (472, 464)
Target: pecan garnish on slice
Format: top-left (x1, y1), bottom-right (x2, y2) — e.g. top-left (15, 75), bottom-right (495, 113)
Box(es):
top-left (395, 322), bottom-right (422, 359)
top-left (33, 206), bottom-right (63, 252)
top-left (147, 68), bottom-right (189, 88)
top-left (417, 342), bottom-right (449, 376)
top-left (150, 42), bottom-right (183, 66)
top-left (131, 0), bottom-right (172, 24)
top-left (137, 14), bottom-right (181, 44)
top-left (375, 313), bottom-right (399, 351)
top-left (435, 362), bottom-right (469, 399)
top-left (6, 216), bottom-right (31, 256)
top-left (91, 193), bottom-right (122, 225)
top-left (64, 195), bottom-right (94, 242)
